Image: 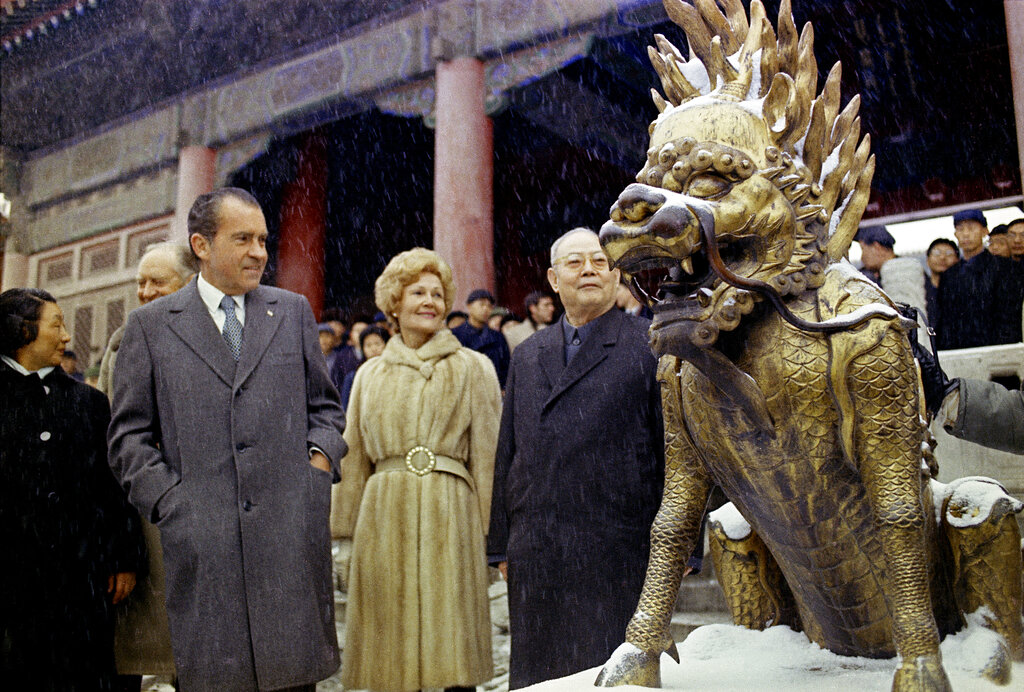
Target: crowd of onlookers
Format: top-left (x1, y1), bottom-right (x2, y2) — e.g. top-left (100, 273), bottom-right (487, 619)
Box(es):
top-left (856, 209), bottom-right (1024, 352)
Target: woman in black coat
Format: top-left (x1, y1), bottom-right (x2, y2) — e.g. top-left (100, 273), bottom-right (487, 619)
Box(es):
top-left (0, 288), bottom-right (145, 691)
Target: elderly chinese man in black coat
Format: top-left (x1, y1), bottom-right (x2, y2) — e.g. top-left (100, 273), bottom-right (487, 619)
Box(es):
top-left (487, 228), bottom-right (665, 689)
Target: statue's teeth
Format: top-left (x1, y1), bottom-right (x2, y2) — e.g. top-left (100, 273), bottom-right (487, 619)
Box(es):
top-left (680, 257), bottom-right (694, 274)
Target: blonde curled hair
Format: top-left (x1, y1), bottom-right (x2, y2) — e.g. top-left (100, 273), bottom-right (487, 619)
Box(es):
top-left (374, 248), bottom-right (456, 332)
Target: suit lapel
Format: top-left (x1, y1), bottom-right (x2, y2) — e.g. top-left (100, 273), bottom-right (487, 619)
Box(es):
top-left (235, 286), bottom-right (282, 387)
top-left (542, 309), bottom-right (621, 411)
top-left (167, 281), bottom-right (236, 387)
top-left (535, 324), bottom-right (565, 394)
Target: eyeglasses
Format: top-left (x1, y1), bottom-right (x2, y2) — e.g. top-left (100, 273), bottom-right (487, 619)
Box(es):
top-left (552, 252), bottom-right (611, 272)
top-left (928, 248), bottom-right (958, 258)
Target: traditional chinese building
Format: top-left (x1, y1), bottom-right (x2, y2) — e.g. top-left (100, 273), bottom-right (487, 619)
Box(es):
top-left (1, 0), bottom-right (1022, 370)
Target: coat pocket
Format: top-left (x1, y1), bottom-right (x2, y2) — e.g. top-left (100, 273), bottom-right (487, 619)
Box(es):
top-left (153, 481), bottom-right (183, 527)
top-left (307, 465), bottom-right (332, 547)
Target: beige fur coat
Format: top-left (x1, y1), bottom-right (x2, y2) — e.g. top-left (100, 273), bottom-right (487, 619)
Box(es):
top-left (331, 329), bottom-right (501, 692)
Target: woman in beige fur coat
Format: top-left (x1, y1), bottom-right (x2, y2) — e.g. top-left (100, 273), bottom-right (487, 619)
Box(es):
top-left (331, 248), bottom-right (501, 692)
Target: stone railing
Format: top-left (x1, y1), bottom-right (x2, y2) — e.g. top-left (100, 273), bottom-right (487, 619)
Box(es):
top-left (930, 342), bottom-right (1024, 500)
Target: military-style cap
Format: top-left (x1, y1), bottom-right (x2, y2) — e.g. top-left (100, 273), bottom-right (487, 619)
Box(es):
top-left (952, 209), bottom-right (987, 227)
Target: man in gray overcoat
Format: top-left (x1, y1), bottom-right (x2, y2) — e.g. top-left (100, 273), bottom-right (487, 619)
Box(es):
top-left (935, 371), bottom-right (1024, 455)
top-left (108, 188), bottom-right (346, 692)
top-left (487, 227), bottom-right (664, 688)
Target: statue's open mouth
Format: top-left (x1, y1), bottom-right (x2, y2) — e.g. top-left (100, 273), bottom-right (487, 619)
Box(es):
top-left (614, 242), bottom-right (752, 310)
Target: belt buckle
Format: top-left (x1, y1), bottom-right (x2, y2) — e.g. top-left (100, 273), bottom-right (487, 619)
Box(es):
top-left (405, 445), bottom-right (436, 476)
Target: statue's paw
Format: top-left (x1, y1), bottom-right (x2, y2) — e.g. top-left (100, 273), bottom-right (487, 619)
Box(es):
top-left (594, 643), bottom-right (662, 687)
top-left (891, 654), bottom-right (952, 692)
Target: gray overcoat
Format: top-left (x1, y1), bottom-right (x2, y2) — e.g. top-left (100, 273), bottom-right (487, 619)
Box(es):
top-left (108, 280), bottom-right (346, 692)
top-left (948, 376), bottom-right (1024, 454)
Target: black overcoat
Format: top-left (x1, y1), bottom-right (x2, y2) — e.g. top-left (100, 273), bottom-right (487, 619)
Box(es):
top-left (487, 308), bottom-right (663, 689)
top-left (0, 360), bottom-right (144, 689)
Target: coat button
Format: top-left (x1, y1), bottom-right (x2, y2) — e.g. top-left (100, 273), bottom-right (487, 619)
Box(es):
top-left (242, 500), bottom-right (253, 511)
top-left (39, 431), bottom-right (51, 441)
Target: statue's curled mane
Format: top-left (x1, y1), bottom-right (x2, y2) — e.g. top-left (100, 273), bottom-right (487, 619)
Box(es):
top-left (643, 0), bottom-right (873, 265)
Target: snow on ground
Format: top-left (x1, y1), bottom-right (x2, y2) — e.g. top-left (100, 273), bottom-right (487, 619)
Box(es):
top-left (524, 622), bottom-right (1024, 691)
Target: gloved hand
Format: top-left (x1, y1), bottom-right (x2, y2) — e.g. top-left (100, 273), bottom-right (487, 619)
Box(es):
top-left (912, 338), bottom-right (959, 417)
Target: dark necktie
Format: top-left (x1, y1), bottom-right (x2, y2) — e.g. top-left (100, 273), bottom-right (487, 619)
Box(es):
top-left (566, 328), bottom-right (582, 365)
top-left (220, 295), bottom-right (243, 361)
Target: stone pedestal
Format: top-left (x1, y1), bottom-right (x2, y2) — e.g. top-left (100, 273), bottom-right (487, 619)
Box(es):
top-left (172, 146), bottom-right (216, 240)
top-left (277, 133), bottom-right (327, 319)
top-left (433, 56), bottom-right (494, 308)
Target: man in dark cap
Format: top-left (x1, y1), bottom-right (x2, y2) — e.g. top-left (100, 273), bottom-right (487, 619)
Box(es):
top-left (451, 288), bottom-right (510, 387)
top-left (936, 209), bottom-right (1020, 348)
top-left (854, 226), bottom-right (897, 284)
top-left (855, 226), bottom-right (929, 347)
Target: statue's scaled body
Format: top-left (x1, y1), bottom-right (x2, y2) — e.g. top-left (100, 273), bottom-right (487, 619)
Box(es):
top-left (593, 1), bottom-right (1024, 690)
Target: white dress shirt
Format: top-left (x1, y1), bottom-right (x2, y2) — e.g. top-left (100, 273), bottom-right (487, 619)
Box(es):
top-left (197, 273), bottom-right (246, 332)
top-left (2, 354), bottom-right (56, 379)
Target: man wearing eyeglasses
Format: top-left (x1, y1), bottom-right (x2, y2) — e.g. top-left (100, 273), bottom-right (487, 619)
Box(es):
top-left (487, 227), bottom-right (665, 689)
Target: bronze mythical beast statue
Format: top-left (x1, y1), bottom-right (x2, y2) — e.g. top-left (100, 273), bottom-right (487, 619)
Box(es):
top-left (593, 1), bottom-right (1024, 690)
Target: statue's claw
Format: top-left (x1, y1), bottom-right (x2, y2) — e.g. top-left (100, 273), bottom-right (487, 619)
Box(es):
top-left (665, 640), bottom-right (680, 663)
top-left (891, 654), bottom-right (952, 692)
top-left (594, 643), bottom-right (663, 687)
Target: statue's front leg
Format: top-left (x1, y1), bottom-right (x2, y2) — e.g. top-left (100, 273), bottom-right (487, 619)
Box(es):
top-left (596, 359), bottom-right (711, 687)
top-left (595, 465), bottom-right (710, 687)
top-left (852, 338), bottom-right (951, 692)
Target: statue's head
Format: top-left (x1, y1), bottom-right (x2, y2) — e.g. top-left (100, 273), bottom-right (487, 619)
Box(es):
top-left (600, 0), bottom-right (874, 354)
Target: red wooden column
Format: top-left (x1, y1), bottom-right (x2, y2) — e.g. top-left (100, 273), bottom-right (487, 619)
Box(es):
top-left (433, 56), bottom-right (494, 308)
top-left (1006, 0), bottom-right (1024, 190)
top-left (277, 133), bottom-right (327, 319)
top-left (172, 145), bottom-right (216, 239)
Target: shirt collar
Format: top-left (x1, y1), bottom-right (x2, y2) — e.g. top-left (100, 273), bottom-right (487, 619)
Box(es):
top-left (1, 354), bottom-right (56, 379)
top-left (197, 272), bottom-right (244, 313)
top-left (560, 313), bottom-right (599, 344)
